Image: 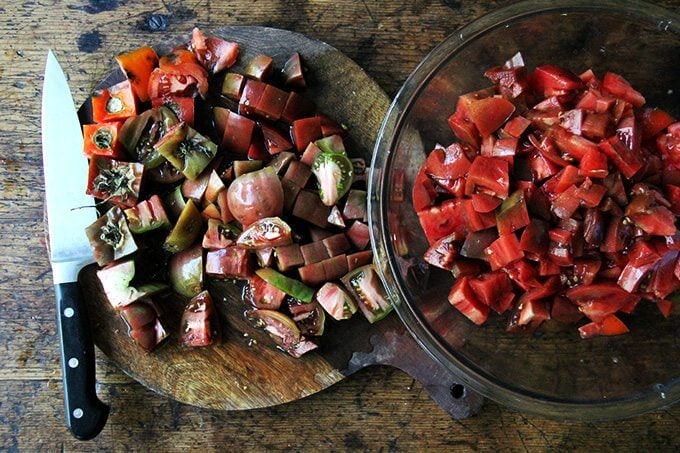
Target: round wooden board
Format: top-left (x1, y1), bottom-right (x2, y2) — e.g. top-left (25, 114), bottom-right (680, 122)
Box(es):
top-left (80, 26), bottom-right (390, 410)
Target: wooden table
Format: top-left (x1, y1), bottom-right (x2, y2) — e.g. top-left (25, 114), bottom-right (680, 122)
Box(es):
top-left (2, 0), bottom-right (679, 450)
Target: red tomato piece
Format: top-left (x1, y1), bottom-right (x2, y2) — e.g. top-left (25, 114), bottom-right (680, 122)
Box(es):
top-left (448, 276), bottom-right (490, 325)
top-left (639, 108), bottom-right (675, 140)
top-left (580, 112), bottom-right (612, 140)
top-left (529, 65), bottom-right (584, 95)
top-left (468, 271), bottom-right (513, 309)
top-left (423, 233), bottom-right (459, 270)
top-left (412, 167), bottom-right (437, 212)
top-left (417, 199), bottom-right (468, 245)
top-left (466, 97), bottom-right (516, 137)
top-left (579, 148), bottom-right (609, 178)
top-left (239, 79), bottom-right (267, 116)
top-left (447, 110), bottom-right (480, 148)
top-left (82, 121), bottom-right (124, 158)
top-left (190, 27), bottom-right (239, 74)
top-left (462, 199), bottom-right (497, 232)
top-left (602, 72), bottom-right (645, 108)
top-left (92, 80), bottom-right (137, 123)
top-left (578, 314), bottom-right (629, 339)
top-left (598, 136), bottom-right (642, 179)
top-left (471, 193), bottom-right (502, 213)
top-left (426, 143), bottom-right (472, 181)
top-left (485, 234), bottom-right (524, 271)
top-left (466, 156), bottom-right (510, 198)
top-left (221, 110), bottom-right (256, 154)
top-left (503, 116), bottom-right (531, 138)
top-left (548, 126), bottom-right (599, 160)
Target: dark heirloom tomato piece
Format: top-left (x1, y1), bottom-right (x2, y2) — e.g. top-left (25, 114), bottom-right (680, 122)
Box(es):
top-left (341, 264), bottom-right (392, 323)
top-left (316, 282), bottom-right (357, 320)
top-left (578, 314), bottom-right (629, 339)
top-left (115, 46), bottom-right (159, 102)
top-left (640, 108), bottom-right (674, 139)
top-left (86, 156), bottom-right (144, 208)
top-left (83, 121), bottom-right (124, 159)
top-left (281, 91), bottom-right (316, 124)
top-left (180, 290), bottom-right (220, 347)
top-left (222, 73), bottom-right (246, 101)
top-left (92, 80), bottom-right (138, 123)
top-left (206, 246), bottom-right (254, 280)
top-left (579, 148), bottom-right (608, 178)
top-left (85, 206), bottom-right (138, 266)
top-left (496, 190), bottom-right (530, 236)
top-left (287, 299), bottom-right (326, 336)
top-left (121, 299), bottom-right (168, 351)
top-left (239, 79), bottom-right (266, 116)
top-left (256, 84), bottom-right (289, 121)
top-left (236, 217), bottom-right (292, 249)
top-left (169, 244), bottom-right (203, 298)
top-left (247, 309), bottom-right (317, 358)
top-left (412, 167), bottom-right (437, 212)
top-left (202, 218), bottom-right (238, 250)
top-left (257, 267), bottom-right (315, 302)
top-left (155, 123), bottom-right (218, 180)
top-left (291, 117), bottom-right (323, 152)
top-left (222, 109), bottom-right (256, 155)
top-left (227, 166), bottom-right (284, 226)
top-left (120, 106), bottom-right (178, 169)
top-left (548, 126), bottom-right (599, 160)
top-left (151, 96), bottom-right (195, 126)
top-left (260, 123), bottom-right (293, 155)
top-left (312, 152), bottom-right (354, 206)
top-left (283, 52), bottom-right (306, 88)
top-left (245, 54), bottom-right (274, 81)
top-left (423, 232), bottom-right (459, 270)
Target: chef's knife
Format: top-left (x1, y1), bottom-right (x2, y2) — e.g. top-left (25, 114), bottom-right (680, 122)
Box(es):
top-left (41, 50), bottom-right (109, 440)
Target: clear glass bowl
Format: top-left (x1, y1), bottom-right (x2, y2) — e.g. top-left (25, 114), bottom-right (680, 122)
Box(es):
top-left (369, 0), bottom-right (680, 420)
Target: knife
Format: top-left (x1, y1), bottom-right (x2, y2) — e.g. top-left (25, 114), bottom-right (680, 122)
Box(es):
top-left (41, 50), bottom-right (110, 440)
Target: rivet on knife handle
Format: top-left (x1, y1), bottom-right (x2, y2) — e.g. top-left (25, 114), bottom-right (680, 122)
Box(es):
top-left (56, 282), bottom-right (109, 440)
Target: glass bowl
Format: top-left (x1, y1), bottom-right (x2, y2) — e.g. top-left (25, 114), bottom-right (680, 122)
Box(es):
top-left (369, 0), bottom-right (680, 420)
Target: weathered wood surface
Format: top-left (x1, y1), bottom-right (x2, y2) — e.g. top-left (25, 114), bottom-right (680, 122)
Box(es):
top-left (1, 0), bottom-right (679, 451)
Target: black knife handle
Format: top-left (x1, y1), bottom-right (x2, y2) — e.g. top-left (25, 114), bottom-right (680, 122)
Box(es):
top-left (56, 282), bottom-right (109, 440)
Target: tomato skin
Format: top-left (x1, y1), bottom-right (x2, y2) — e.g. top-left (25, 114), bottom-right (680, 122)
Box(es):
top-left (151, 96), bottom-right (194, 126)
top-left (115, 46), bottom-right (159, 102)
top-left (529, 65), bottom-right (584, 96)
top-left (227, 167), bottom-right (284, 227)
top-left (291, 117), bottom-right (323, 152)
top-left (639, 108), bottom-right (675, 140)
top-left (602, 72), bottom-right (645, 108)
top-left (221, 109), bottom-right (256, 154)
top-left (466, 156), bottom-right (510, 198)
top-left (417, 199), bottom-right (468, 245)
top-left (466, 97), bottom-right (516, 137)
top-left (83, 121), bottom-right (125, 158)
top-left (92, 80), bottom-right (138, 123)
top-left (190, 27), bottom-right (239, 74)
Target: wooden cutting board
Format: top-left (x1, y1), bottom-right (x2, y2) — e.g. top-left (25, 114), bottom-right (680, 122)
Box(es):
top-left (79, 26), bottom-right (482, 418)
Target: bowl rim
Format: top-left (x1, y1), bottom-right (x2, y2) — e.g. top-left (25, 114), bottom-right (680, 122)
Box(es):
top-left (368, 0), bottom-right (680, 420)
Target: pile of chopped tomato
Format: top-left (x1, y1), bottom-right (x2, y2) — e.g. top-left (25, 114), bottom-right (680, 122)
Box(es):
top-left (414, 53), bottom-right (678, 338)
top-left (84, 28), bottom-right (390, 357)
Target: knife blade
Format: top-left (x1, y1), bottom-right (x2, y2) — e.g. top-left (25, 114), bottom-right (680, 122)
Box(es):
top-left (41, 50), bottom-right (109, 440)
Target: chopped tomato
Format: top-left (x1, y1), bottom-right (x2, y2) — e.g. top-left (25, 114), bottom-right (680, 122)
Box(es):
top-left (485, 234), bottom-right (524, 271)
top-left (578, 314), bottom-right (629, 339)
top-left (602, 72), bottom-right (645, 108)
top-left (466, 97), bottom-right (516, 137)
top-left (529, 65), bottom-right (583, 96)
top-left (115, 46), bottom-right (159, 102)
top-left (466, 156), bottom-right (510, 198)
top-left (92, 80), bottom-right (137, 123)
top-left (448, 276), bottom-right (490, 325)
top-left (425, 143), bottom-right (471, 182)
top-left (417, 199), bottom-right (468, 245)
top-left (151, 96), bottom-right (194, 126)
top-left (82, 121), bottom-right (124, 158)
top-left (190, 27), bottom-right (239, 74)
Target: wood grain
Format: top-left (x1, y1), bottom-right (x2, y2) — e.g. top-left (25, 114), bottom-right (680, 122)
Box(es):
top-left (1, 0), bottom-right (679, 451)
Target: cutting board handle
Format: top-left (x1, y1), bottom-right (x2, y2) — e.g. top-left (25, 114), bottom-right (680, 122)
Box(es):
top-left (344, 327), bottom-right (484, 419)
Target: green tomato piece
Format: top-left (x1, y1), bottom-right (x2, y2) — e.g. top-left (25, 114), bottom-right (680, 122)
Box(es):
top-left (255, 268), bottom-right (314, 302)
top-left (312, 151), bottom-right (354, 207)
top-left (120, 106), bottom-right (178, 168)
top-left (164, 199), bottom-right (203, 253)
top-left (163, 185), bottom-right (187, 221)
top-left (96, 259), bottom-right (167, 308)
top-left (155, 123), bottom-right (217, 180)
top-left (169, 244), bottom-right (203, 298)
